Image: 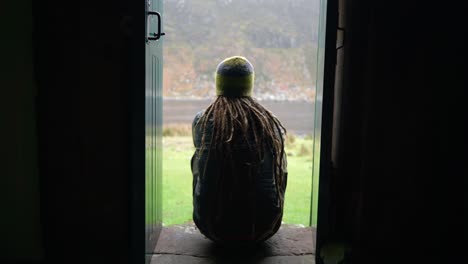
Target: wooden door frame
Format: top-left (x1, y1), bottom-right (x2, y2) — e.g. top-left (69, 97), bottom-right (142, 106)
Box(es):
top-left (314, 0), bottom-right (340, 262)
top-left (128, 0), bottom-right (340, 263)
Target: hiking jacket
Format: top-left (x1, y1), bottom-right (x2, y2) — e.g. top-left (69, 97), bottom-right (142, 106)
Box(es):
top-left (191, 111), bottom-right (288, 243)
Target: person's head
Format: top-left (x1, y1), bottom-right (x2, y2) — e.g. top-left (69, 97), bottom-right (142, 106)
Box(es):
top-left (196, 56), bottom-right (287, 204)
top-left (215, 56), bottom-right (254, 98)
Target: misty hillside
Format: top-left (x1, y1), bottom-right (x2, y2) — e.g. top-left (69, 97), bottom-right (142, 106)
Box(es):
top-left (162, 0), bottom-right (320, 101)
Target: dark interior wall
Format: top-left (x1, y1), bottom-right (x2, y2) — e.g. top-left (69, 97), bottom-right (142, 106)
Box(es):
top-left (33, 0), bottom-right (138, 263)
top-left (0, 1), bottom-right (43, 262)
top-left (331, 1), bottom-right (466, 262)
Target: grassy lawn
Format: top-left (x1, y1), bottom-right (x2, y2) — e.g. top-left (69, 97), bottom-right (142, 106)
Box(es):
top-left (161, 133), bottom-right (318, 226)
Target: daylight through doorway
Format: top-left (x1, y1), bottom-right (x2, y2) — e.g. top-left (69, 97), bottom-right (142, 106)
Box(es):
top-left (160, 0), bottom-right (322, 227)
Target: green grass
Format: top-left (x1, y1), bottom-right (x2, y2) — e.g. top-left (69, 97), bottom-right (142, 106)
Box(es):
top-left (161, 136), bottom-right (194, 225)
top-left (161, 134), bottom-right (319, 226)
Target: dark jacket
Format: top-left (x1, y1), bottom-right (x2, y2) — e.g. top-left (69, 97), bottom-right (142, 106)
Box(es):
top-left (191, 111), bottom-right (287, 243)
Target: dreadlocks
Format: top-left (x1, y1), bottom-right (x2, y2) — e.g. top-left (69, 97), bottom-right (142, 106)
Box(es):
top-left (195, 96), bottom-right (287, 208)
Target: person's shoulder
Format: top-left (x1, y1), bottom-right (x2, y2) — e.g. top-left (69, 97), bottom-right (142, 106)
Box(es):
top-left (192, 110), bottom-right (204, 127)
top-left (195, 110), bottom-right (204, 118)
top-left (194, 110), bottom-right (204, 121)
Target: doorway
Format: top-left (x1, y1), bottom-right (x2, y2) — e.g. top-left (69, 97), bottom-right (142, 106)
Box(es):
top-left (143, 0), bottom-right (335, 263)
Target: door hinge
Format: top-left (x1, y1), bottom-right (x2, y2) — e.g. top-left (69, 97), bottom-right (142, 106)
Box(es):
top-left (336, 27), bottom-right (345, 50)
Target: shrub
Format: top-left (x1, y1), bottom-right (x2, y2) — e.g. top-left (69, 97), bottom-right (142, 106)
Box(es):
top-left (163, 123), bottom-right (192, 137)
top-left (285, 133), bottom-right (296, 146)
top-left (298, 143), bottom-right (312, 157)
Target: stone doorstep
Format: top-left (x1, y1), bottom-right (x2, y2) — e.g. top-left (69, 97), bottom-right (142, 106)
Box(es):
top-left (153, 223), bottom-right (315, 260)
top-left (151, 254), bottom-right (315, 264)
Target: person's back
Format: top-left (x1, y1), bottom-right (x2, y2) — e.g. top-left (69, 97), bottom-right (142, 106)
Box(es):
top-left (191, 56), bottom-right (287, 244)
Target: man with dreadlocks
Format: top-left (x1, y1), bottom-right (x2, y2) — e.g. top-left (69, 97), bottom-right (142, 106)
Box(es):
top-left (191, 56), bottom-right (288, 244)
